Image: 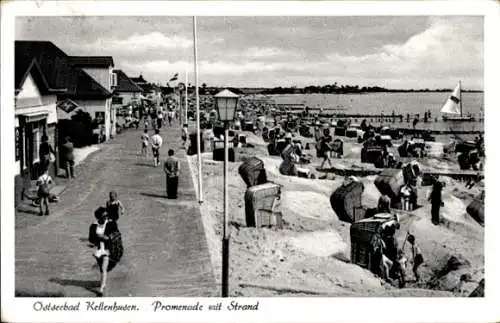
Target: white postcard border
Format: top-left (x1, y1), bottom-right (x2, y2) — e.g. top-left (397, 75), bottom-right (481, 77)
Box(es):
top-left (1, 1), bottom-right (499, 323)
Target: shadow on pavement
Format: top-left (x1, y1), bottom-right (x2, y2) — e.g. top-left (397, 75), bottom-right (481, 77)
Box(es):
top-left (135, 162), bottom-right (153, 167)
top-left (140, 192), bottom-right (166, 199)
top-left (16, 207), bottom-right (40, 215)
top-left (49, 278), bottom-right (101, 296)
top-left (15, 290), bottom-right (65, 297)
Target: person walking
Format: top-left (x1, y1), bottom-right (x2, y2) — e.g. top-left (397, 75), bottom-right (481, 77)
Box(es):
top-left (60, 136), bottom-right (75, 179)
top-left (150, 129), bottom-right (163, 167)
top-left (106, 191), bottom-right (124, 222)
top-left (168, 109), bottom-right (175, 126)
top-left (429, 180), bottom-right (444, 225)
top-left (319, 133), bottom-right (333, 170)
top-left (88, 207), bottom-right (123, 297)
top-left (140, 129), bottom-right (149, 157)
top-left (407, 234), bottom-right (424, 282)
top-left (163, 149), bottom-right (180, 199)
top-left (167, 109), bottom-right (173, 126)
top-left (157, 108), bottom-right (164, 129)
top-left (36, 168), bottom-right (53, 216)
top-left (39, 134), bottom-right (55, 175)
top-left (150, 107), bottom-right (157, 131)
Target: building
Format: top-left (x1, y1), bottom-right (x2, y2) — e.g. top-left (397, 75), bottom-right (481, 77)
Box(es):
top-left (69, 56), bottom-right (116, 139)
top-left (131, 74), bottom-right (163, 106)
top-left (14, 57), bottom-right (66, 202)
top-left (113, 69), bottom-right (143, 106)
top-left (14, 41), bottom-right (113, 206)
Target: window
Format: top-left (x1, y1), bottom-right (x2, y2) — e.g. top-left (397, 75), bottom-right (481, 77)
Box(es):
top-left (95, 111), bottom-right (105, 124)
top-left (15, 127), bottom-right (21, 161)
top-left (111, 72), bottom-right (118, 88)
top-left (112, 97), bottom-right (123, 104)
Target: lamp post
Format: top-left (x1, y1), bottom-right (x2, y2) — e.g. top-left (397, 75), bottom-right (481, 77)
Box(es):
top-left (214, 89), bottom-right (239, 297)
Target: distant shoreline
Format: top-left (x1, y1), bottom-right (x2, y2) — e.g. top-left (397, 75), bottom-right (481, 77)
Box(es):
top-left (206, 87), bottom-right (484, 95)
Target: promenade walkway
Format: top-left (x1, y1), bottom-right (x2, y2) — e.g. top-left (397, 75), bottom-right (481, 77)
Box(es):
top-left (15, 121), bottom-right (216, 297)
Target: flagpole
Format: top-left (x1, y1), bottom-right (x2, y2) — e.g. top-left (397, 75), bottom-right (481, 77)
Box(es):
top-left (193, 16), bottom-right (203, 204)
top-left (178, 87), bottom-right (181, 125)
top-left (185, 70), bottom-right (189, 125)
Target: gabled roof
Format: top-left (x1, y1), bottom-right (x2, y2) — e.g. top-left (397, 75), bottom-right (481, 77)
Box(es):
top-left (15, 57), bottom-right (59, 95)
top-left (130, 74), bottom-right (147, 84)
top-left (61, 68), bottom-right (112, 99)
top-left (15, 41), bottom-right (111, 99)
top-left (114, 69), bottom-right (143, 93)
top-left (69, 56), bottom-right (114, 68)
top-left (16, 41), bottom-right (73, 90)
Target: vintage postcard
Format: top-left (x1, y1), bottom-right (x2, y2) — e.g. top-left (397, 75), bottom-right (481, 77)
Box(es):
top-left (1, 1), bottom-right (499, 322)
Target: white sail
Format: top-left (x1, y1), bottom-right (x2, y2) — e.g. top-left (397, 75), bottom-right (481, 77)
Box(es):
top-left (441, 82), bottom-right (461, 115)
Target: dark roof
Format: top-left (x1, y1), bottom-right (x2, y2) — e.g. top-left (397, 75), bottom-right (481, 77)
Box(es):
top-left (16, 41), bottom-right (73, 90)
top-left (15, 57), bottom-right (49, 93)
top-left (61, 68), bottom-right (112, 99)
top-left (15, 41), bottom-right (111, 99)
top-left (69, 56), bottom-right (114, 68)
top-left (114, 70), bottom-right (142, 93)
top-left (130, 74), bottom-right (147, 84)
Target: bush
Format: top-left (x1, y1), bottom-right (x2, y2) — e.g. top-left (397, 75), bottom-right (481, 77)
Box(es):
top-left (58, 119), bottom-right (94, 148)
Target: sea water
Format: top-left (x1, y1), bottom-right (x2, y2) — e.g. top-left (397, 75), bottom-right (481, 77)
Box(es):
top-left (266, 92), bottom-right (484, 142)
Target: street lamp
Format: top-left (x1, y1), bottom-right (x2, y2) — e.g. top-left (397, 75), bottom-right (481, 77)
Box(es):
top-left (214, 89), bottom-right (239, 297)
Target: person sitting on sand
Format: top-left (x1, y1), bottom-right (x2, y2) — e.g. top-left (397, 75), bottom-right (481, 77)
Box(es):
top-left (377, 195), bottom-right (391, 214)
top-left (387, 153), bottom-right (397, 168)
top-left (389, 249), bottom-right (407, 288)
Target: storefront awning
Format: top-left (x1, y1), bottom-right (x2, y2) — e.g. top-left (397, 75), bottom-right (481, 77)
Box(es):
top-left (18, 110), bottom-right (49, 123)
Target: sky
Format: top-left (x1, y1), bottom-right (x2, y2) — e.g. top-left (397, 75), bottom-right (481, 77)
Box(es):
top-left (15, 16), bottom-right (483, 90)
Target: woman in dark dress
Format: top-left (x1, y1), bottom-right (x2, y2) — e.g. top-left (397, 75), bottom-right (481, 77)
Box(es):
top-left (39, 134), bottom-right (54, 174)
top-left (88, 207), bottom-right (123, 296)
top-left (429, 180), bottom-right (444, 225)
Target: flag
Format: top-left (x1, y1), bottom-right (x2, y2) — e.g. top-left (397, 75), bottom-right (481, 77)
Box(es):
top-left (169, 73), bottom-right (179, 82)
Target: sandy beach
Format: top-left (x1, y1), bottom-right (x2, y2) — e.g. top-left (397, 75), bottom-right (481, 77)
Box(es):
top-left (188, 129), bottom-right (484, 297)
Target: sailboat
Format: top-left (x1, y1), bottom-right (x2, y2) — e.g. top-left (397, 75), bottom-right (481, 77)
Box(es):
top-left (441, 81), bottom-right (476, 122)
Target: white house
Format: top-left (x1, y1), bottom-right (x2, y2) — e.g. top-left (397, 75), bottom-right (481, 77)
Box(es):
top-left (113, 69), bottom-right (143, 106)
top-left (14, 57), bottom-right (67, 206)
top-left (15, 41), bottom-right (116, 206)
top-left (69, 56), bottom-right (116, 139)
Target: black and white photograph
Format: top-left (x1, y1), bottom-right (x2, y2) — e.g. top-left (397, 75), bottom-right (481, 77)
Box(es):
top-left (1, 1), bottom-right (499, 323)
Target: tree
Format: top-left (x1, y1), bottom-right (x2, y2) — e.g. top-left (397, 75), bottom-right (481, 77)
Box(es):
top-left (71, 109), bottom-right (92, 125)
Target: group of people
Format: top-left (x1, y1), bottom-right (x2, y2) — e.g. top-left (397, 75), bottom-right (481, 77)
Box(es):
top-left (31, 134), bottom-right (76, 216)
top-left (88, 191), bottom-right (125, 296)
top-left (143, 104), bottom-right (177, 131)
top-left (370, 206), bottom-right (425, 286)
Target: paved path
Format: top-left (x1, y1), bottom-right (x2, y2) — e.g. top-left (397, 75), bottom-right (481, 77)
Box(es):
top-left (15, 122), bottom-right (217, 297)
